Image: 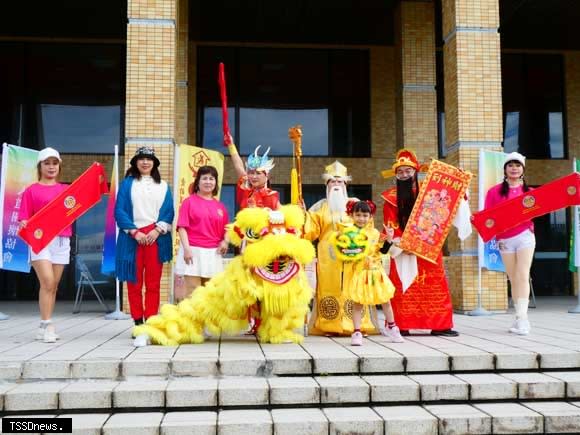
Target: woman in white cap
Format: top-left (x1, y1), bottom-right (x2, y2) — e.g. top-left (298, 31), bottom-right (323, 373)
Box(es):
top-left (484, 152), bottom-right (535, 335)
top-left (115, 147), bottom-right (174, 328)
top-left (18, 147), bottom-right (70, 343)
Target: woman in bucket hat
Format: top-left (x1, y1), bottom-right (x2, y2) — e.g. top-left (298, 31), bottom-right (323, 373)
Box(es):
top-left (115, 147), bottom-right (174, 328)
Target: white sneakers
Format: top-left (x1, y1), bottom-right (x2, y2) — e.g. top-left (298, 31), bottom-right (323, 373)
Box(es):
top-left (36, 324), bottom-right (59, 343)
top-left (133, 334), bottom-right (151, 347)
top-left (509, 318), bottom-right (531, 335)
top-left (351, 331), bottom-right (363, 346)
top-left (382, 325), bottom-right (405, 343)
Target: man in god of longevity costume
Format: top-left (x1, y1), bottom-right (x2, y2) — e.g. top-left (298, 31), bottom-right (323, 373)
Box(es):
top-left (381, 149), bottom-right (458, 336)
top-left (226, 134), bottom-right (280, 210)
top-left (132, 205), bottom-right (315, 346)
top-left (304, 161), bottom-right (378, 335)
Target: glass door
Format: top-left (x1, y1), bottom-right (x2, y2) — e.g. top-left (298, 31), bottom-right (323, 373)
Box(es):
top-left (531, 209), bottom-right (571, 296)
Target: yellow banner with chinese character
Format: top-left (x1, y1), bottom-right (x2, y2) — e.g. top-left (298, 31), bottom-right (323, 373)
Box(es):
top-left (399, 160), bottom-right (472, 264)
top-left (173, 144), bottom-right (225, 258)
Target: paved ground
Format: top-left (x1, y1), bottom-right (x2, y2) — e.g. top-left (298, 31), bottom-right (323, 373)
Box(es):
top-left (1, 297), bottom-right (579, 379)
top-left (1, 298), bottom-right (580, 433)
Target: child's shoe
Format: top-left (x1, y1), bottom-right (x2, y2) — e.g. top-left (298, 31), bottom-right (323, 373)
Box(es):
top-left (382, 325), bottom-right (405, 343)
top-left (351, 331), bottom-right (363, 346)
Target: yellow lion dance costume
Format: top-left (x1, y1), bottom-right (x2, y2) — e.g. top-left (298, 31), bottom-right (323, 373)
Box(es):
top-left (133, 205), bottom-right (315, 345)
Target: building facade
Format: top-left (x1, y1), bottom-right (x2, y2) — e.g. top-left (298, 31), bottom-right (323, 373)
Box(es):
top-left (1, 0), bottom-right (578, 312)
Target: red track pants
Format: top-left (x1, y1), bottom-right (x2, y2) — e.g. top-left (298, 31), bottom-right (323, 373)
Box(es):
top-left (127, 224), bottom-right (163, 320)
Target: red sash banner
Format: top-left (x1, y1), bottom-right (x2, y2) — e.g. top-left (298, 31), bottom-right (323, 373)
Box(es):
top-left (399, 160), bottom-right (472, 264)
top-left (19, 163), bottom-right (109, 254)
top-left (472, 172), bottom-right (580, 243)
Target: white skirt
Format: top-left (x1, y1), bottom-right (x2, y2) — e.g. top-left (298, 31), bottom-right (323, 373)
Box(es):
top-left (175, 244), bottom-right (224, 278)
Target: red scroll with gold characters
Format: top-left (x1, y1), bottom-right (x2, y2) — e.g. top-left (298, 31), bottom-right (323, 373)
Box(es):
top-left (399, 160), bottom-right (472, 264)
top-left (19, 163), bottom-right (108, 254)
top-left (472, 172), bottom-right (580, 243)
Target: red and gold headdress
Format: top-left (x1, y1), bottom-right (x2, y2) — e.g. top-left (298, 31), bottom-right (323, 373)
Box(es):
top-left (381, 149), bottom-right (429, 179)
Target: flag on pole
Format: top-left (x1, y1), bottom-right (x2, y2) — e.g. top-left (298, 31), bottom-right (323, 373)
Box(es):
top-left (18, 163), bottom-right (109, 254)
top-left (101, 148), bottom-right (118, 275)
top-left (478, 149), bottom-right (505, 272)
top-left (569, 158), bottom-right (580, 272)
top-left (0, 144), bottom-right (39, 272)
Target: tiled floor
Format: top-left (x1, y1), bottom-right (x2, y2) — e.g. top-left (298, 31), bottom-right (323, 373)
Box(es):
top-left (1, 297), bottom-right (579, 379)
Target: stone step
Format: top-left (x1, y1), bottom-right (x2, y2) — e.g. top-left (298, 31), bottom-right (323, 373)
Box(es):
top-left (2, 402), bottom-right (580, 434)
top-left (2, 341), bottom-right (580, 381)
top-left (2, 371), bottom-right (580, 412)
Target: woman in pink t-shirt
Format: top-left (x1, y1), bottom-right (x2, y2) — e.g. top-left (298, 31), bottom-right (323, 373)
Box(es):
top-left (175, 166), bottom-right (229, 299)
top-left (18, 147), bottom-right (71, 343)
top-left (484, 151), bottom-right (535, 335)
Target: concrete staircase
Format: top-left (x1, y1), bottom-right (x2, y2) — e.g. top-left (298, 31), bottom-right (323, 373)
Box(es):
top-left (2, 302), bottom-right (580, 434)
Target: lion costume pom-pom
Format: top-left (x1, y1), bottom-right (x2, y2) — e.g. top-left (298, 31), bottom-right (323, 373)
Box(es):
top-left (133, 205), bottom-right (316, 345)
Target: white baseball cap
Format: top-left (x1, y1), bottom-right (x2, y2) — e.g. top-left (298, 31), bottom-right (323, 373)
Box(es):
top-left (504, 151), bottom-right (525, 168)
top-left (37, 147), bottom-right (62, 163)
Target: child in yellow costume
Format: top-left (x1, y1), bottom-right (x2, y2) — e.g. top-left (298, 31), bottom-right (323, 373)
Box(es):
top-left (331, 200), bottom-right (404, 346)
top-left (133, 205), bottom-right (315, 346)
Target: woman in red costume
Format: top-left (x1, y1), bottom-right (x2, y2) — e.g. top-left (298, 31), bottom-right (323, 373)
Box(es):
top-left (225, 134), bottom-right (281, 334)
top-left (226, 134), bottom-right (280, 210)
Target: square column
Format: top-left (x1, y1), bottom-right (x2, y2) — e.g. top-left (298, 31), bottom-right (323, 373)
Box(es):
top-left (124, 0), bottom-right (184, 310)
top-left (442, 0), bottom-right (506, 311)
top-left (395, 0), bottom-right (438, 162)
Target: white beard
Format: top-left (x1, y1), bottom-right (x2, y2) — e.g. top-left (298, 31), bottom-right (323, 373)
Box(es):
top-left (327, 184), bottom-right (348, 215)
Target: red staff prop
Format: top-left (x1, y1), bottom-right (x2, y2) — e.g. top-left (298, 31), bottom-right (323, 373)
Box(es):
top-left (472, 172), bottom-right (580, 242)
top-left (218, 62), bottom-right (231, 147)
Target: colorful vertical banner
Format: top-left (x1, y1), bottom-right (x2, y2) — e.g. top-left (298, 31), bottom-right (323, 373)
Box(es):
top-left (172, 144), bottom-right (224, 258)
top-left (399, 159), bottom-right (472, 264)
top-left (478, 149), bottom-right (506, 272)
top-left (101, 147), bottom-right (118, 275)
top-left (0, 144), bottom-right (39, 272)
top-left (569, 158), bottom-right (580, 272)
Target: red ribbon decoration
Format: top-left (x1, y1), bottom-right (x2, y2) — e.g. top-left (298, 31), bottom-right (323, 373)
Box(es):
top-left (18, 163), bottom-right (109, 254)
top-left (472, 172), bottom-right (580, 242)
top-left (218, 62), bottom-right (231, 147)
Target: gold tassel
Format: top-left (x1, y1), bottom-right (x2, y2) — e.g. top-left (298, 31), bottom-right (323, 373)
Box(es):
top-left (290, 168), bottom-right (299, 205)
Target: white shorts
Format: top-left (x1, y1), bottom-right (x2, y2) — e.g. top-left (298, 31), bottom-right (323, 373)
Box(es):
top-left (175, 244), bottom-right (224, 278)
top-left (498, 230), bottom-right (535, 254)
top-left (30, 236), bottom-right (71, 264)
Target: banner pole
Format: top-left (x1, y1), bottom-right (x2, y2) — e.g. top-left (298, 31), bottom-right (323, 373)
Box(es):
top-left (105, 145), bottom-right (130, 320)
top-left (469, 250), bottom-right (493, 315)
top-left (0, 143), bottom-right (9, 320)
top-left (170, 142), bottom-right (180, 304)
top-left (469, 148), bottom-right (492, 316)
top-left (569, 157), bottom-right (580, 314)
